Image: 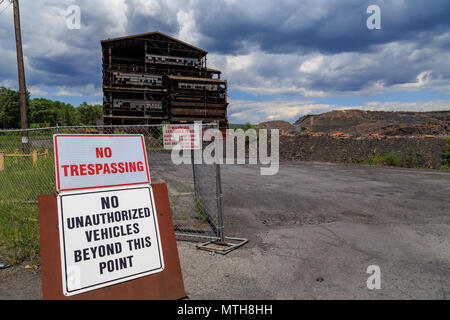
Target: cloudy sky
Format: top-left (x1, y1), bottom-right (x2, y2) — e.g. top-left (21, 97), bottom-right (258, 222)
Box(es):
top-left (1, 0), bottom-right (450, 123)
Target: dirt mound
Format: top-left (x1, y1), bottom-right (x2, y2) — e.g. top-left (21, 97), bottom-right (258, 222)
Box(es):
top-left (259, 110), bottom-right (450, 169)
top-left (258, 120), bottom-right (294, 131)
top-left (293, 109), bottom-right (450, 136)
top-left (278, 134), bottom-right (447, 168)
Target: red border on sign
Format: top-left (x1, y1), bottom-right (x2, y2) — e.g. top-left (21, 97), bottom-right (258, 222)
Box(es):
top-left (54, 134), bottom-right (151, 192)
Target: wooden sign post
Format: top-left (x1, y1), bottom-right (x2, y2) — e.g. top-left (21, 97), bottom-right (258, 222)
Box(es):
top-left (39, 134), bottom-right (186, 299)
top-left (39, 183), bottom-right (186, 300)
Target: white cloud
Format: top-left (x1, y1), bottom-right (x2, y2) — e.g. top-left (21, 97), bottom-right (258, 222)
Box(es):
top-left (55, 84), bottom-right (101, 97)
top-left (28, 86), bottom-right (48, 96)
top-left (299, 55), bottom-right (324, 73)
top-left (175, 9), bottom-right (203, 46)
top-left (210, 36), bottom-right (450, 98)
top-left (228, 98), bottom-right (450, 124)
top-left (0, 79), bottom-right (15, 88)
top-left (87, 101), bottom-right (103, 105)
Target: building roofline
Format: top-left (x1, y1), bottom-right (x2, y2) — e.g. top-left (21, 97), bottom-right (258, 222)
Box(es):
top-left (101, 31), bottom-right (207, 56)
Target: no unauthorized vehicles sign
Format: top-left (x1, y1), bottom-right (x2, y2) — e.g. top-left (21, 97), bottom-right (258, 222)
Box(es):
top-left (57, 186), bottom-right (164, 296)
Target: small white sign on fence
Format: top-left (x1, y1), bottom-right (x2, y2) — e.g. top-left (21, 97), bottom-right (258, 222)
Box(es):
top-left (162, 124), bottom-right (201, 150)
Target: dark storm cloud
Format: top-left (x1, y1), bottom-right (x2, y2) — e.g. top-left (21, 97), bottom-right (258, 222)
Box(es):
top-left (0, 0), bottom-right (449, 99)
top-left (193, 0), bottom-right (450, 55)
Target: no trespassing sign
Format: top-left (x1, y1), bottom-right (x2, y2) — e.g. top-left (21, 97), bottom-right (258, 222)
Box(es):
top-left (53, 134), bottom-right (150, 192)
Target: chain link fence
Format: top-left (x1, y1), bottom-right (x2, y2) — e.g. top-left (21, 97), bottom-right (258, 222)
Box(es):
top-left (191, 140), bottom-right (224, 241)
top-left (0, 123), bottom-right (224, 262)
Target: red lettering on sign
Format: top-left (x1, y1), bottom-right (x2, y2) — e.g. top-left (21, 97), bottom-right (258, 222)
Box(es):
top-left (62, 165), bottom-right (69, 177)
top-left (95, 148), bottom-right (103, 158)
top-left (70, 165), bottom-right (79, 176)
top-left (79, 164), bottom-right (87, 176)
top-left (59, 161), bottom-right (147, 177)
top-left (96, 147), bottom-right (112, 158)
top-left (87, 164), bottom-right (95, 175)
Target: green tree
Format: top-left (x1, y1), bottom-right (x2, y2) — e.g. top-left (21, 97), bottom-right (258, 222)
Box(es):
top-left (56, 101), bottom-right (80, 126)
top-left (0, 86), bottom-right (29, 129)
top-left (0, 88), bottom-right (103, 128)
top-left (77, 102), bottom-right (103, 125)
top-left (243, 122), bottom-right (256, 131)
top-left (29, 98), bottom-right (80, 126)
top-left (28, 98), bottom-right (59, 126)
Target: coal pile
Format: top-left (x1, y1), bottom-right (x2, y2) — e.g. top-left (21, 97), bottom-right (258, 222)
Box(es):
top-left (259, 110), bottom-right (450, 169)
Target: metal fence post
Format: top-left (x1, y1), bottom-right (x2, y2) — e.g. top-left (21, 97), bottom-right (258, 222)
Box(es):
top-left (214, 122), bottom-right (225, 242)
top-left (191, 148), bottom-right (198, 198)
top-left (215, 161), bottom-right (224, 242)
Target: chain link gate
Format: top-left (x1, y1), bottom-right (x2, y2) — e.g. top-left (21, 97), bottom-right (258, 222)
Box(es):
top-left (0, 123), bottom-right (228, 263)
top-left (191, 142), bottom-right (224, 241)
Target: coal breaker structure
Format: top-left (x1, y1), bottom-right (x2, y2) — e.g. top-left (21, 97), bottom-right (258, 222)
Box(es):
top-left (101, 31), bottom-right (228, 130)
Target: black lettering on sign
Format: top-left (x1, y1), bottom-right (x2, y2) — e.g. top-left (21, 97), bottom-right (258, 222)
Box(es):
top-left (126, 236), bottom-right (152, 251)
top-left (101, 196), bottom-right (119, 209)
top-left (99, 255), bottom-right (134, 275)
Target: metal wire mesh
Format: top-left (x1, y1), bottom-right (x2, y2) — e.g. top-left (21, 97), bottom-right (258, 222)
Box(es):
top-left (0, 123), bottom-right (223, 243)
top-left (192, 140), bottom-right (224, 241)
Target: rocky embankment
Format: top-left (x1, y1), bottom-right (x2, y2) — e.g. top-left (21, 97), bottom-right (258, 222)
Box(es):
top-left (259, 110), bottom-right (450, 168)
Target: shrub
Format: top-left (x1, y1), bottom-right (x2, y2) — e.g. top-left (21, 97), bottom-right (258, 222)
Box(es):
top-left (356, 150), bottom-right (403, 168)
top-left (380, 151), bottom-right (402, 167)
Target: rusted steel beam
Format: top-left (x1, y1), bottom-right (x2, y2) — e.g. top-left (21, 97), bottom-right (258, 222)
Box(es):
top-left (171, 108), bottom-right (226, 116)
top-left (103, 115), bottom-right (168, 119)
top-left (170, 101), bottom-right (226, 108)
top-left (167, 75), bottom-right (226, 83)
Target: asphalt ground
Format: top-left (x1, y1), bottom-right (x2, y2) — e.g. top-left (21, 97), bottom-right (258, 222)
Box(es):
top-left (1, 161), bottom-right (449, 299)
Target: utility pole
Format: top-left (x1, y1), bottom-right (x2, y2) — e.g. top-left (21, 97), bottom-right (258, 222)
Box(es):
top-left (12, 0), bottom-right (29, 153)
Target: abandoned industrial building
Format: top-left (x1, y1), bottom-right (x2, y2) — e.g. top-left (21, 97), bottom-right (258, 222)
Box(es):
top-left (101, 31), bottom-right (228, 130)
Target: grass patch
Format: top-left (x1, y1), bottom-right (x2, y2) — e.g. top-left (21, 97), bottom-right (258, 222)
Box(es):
top-left (0, 153), bottom-right (55, 265)
top-left (0, 155), bottom-right (55, 202)
top-left (356, 149), bottom-right (425, 168)
top-left (193, 195), bottom-right (209, 222)
top-left (0, 203), bottom-right (40, 265)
